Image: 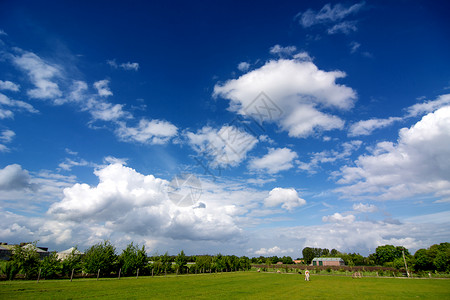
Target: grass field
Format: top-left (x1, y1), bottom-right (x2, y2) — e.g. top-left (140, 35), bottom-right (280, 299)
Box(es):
top-left (1, 272), bottom-right (450, 299)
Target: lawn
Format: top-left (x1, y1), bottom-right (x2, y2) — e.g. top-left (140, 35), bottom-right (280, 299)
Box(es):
top-left (1, 272), bottom-right (449, 299)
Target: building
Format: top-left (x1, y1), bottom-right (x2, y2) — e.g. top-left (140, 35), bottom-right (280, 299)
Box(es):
top-left (293, 259), bottom-right (304, 264)
top-left (22, 244), bottom-right (50, 260)
top-left (57, 247), bottom-right (84, 260)
top-left (311, 257), bottom-right (345, 267)
top-left (0, 245), bottom-right (12, 260)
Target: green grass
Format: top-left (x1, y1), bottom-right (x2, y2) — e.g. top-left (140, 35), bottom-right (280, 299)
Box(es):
top-left (1, 272), bottom-right (449, 299)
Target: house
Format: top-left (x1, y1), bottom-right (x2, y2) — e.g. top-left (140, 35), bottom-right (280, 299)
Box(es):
top-left (0, 245), bottom-right (12, 260)
top-left (21, 243), bottom-right (50, 260)
top-left (311, 257), bottom-right (345, 267)
top-left (57, 247), bottom-right (84, 260)
top-left (293, 259), bottom-right (304, 264)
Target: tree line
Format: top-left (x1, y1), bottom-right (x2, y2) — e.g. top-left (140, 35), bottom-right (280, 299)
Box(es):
top-left (0, 241), bottom-right (251, 280)
top-left (301, 243), bottom-right (450, 273)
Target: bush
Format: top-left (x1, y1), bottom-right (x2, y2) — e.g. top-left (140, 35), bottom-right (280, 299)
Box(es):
top-left (1, 261), bottom-right (20, 280)
top-left (83, 241), bottom-right (117, 276)
top-left (41, 252), bottom-right (62, 279)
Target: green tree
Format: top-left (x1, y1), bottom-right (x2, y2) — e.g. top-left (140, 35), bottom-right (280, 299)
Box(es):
top-left (61, 247), bottom-right (83, 276)
top-left (302, 247), bottom-right (315, 264)
top-left (119, 242), bottom-right (147, 276)
top-left (11, 243), bottom-right (41, 279)
top-left (175, 250), bottom-right (188, 274)
top-left (83, 240), bottom-right (117, 276)
top-left (40, 252), bottom-right (62, 279)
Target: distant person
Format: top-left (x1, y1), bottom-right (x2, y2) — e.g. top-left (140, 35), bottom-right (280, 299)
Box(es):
top-left (305, 270), bottom-right (310, 281)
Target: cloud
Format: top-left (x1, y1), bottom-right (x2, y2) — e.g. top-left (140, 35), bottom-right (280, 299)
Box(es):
top-left (237, 62), bottom-right (250, 72)
top-left (48, 163), bottom-right (242, 242)
top-left (214, 57), bottom-right (356, 138)
top-left (353, 203), bottom-right (377, 213)
top-left (0, 129), bottom-right (15, 151)
top-left (336, 106), bottom-right (450, 201)
top-left (249, 147), bottom-right (298, 174)
top-left (348, 117), bottom-right (402, 137)
top-left (186, 125), bottom-right (258, 168)
top-left (58, 158), bottom-right (91, 171)
top-left (116, 119), bottom-right (178, 144)
top-left (94, 79), bottom-right (113, 97)
top-left (12, 51), bottom-right (63, 99)
top-left (0, 80), bottom-right (20, 92)
top-left (327, 21), bottom-right (358, 35)
top-left (254, 246), bottom-right (293, 256)
top-left (264, 187), bottom-right (306, 211)
top-left (406, 94), bottom-right (450, 117)
top-left (350, 41), bottom-right (361, 53)
top-left (298, 140), bottom-right (362, 173)
top-left (322, 212), bottom-right (355, 223)
top-left (0, 164), bottom-right (34, 191)
top-left (0, 29), bottom-right (7, 36)
top-left (269, 45), bottom-right (297, 56)
top-left (107, 60), bottom-right (139, 71)
top-left (296, 2), bottom-right (365, 28)
top-left (0, 93), bottom-right (39, 116)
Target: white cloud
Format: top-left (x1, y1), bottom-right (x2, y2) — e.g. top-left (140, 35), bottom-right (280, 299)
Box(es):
top-left (116, 119), bottom-right (178, 144)
top-left (86, 100), bottom-right (130, 121)
top-left (0, 93), bottom-right (39, 115)
top-left (406, 94), bottom-right (450, 117)
top-left (0, 29), bottom-right (7, 36)
top-left (336, 106), bottom-right (450, 201)
top-left (353, 203), bottom-right (377, 213)
top-left (214, 58), bottom-right (356, 138)
top-left (298, 140), bottom-right (362, 173)
top-left (350, 41), bottom-right (361, 53)
top-left (0, 80), bottom-right (20, 92)
top-left (107, 59), bottom-right (139, 71)
top-left (0, 129), bottom-right (15, 144)
top-left (264, 187), bottom-right (306, 211)
top-left (297, 2), bottom-right (365, 28)
top-left (119, 62), bottom-right (139, 71)
top-left (48, 163), bottom-right (242, 242)
top-left (249, 147), bottom-right (298, 174)
top-left (322, 212), bottom-right (355, 223)
top-left (186, 125), bottom-right (258, 168)
top-left (12, 51), bottom-right (63, 99)
top-left (94, 79), bottom-right (113, 97)
top-left (327, 21), bottom-right (358, 35)
top-left (348, 116), bottom-right (402, 136)
top-left (269, 45), bottom-right (297, 56)
top-left (254, 246), bottom-right (293, 256)
top-left (0, 108), bottom-right (13, 119)
top-left (237, 62), bottom-right (250, 72)
top-left (58, 158), bottom-right (91, 171)
top-left (0, 164), bottom-right (34, 191)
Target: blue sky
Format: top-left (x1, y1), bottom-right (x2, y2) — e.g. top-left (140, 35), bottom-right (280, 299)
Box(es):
top-left (1, 0), bottom-right (449, 257)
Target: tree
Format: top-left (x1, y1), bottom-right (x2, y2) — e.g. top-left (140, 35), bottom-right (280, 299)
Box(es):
top-left (302, 247), bottom-right (315, 264)
top-left (175, 250), bottom-right (188, 274)
top-left (11, 243), bottom-right (41, 279)
top-left (119, 242), bottom-right (147, 276)
top-left (83, 240), bottom-right (117, 276)
top-left (40, 252), bottom-right (62, 279)
top-left (61, 247), bottom-right (83, 276)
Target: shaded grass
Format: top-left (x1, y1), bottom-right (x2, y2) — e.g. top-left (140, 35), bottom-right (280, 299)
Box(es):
top-left (1, 272), bottom-right (449, 299)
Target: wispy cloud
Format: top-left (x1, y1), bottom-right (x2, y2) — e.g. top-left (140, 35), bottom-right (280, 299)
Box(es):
top-left (0, 80), bottom-right (20, 92)
top-left (107, 59), bottom-right (139, 71)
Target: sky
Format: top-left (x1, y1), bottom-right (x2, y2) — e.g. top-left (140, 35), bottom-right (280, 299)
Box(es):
top-left (0, 0), bottom-right (449, 257)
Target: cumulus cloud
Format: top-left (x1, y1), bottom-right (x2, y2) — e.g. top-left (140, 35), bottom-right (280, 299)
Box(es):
top-left (214, 57), bottom-right (356, 138)
top-left (348, 117), bottom-right (402, 136)
top-left (0, 80), bottom-right (20, 91)
top-left (48, 163), bottom-right (242, 242)
top-left (186, 125), bottom-right (258, 168)
top-left (249, 147), bottom-right (298, 174)
top-left (336, 106), bottom-right (450, 201)
top-left (116, 119), bottom-right (178, 144)
top-left (0, 164), bottom-right (34, 191)
top-left (296, 2), bottom-right (365, 28)
top-left (12, 51), bottom-right (63, 99)
top-left (322, 212), bottom-right (355, 223)
top-left (264, 187), bottom-right (306, 211)
top-left (94, 79), bottom-right (113, 97)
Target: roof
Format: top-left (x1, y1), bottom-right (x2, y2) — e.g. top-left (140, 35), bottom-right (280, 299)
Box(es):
top-left (22, 244), bottom-right (48, 252)
top-left (58, 247), bottom-right (83, 255)
top-left (312, 257), bottom-right (344, 261)
top-left (0, 245), bottom-right (10, 251)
